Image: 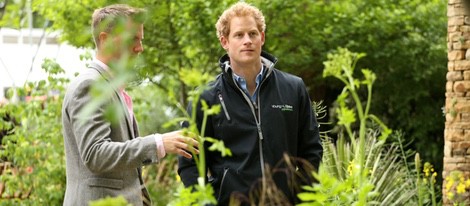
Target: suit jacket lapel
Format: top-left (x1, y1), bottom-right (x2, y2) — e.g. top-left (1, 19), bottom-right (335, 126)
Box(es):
top-left (88, 62), bottom-right (136, 139)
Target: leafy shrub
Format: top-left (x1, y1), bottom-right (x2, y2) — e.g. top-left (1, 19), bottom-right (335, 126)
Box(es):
top-left (0, 59), bottom-right (68, 205)
top-left (298, 48), bottom-right (439, 205)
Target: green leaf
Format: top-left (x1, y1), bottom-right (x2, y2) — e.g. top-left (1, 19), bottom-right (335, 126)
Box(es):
top-left (206, 137), bottom-right (232, 157)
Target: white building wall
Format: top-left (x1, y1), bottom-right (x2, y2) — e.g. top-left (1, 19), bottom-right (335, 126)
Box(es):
top-left (0, 28), bottom-right (89, 100)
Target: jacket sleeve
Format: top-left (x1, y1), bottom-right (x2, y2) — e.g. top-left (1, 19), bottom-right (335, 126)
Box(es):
top-left (297, 80), bottom-right (323, 170)
top-left (65, 75), bottom-right (158, 173)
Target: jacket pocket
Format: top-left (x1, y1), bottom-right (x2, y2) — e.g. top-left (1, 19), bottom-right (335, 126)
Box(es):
top-left (217, 168), bottom-right (229, 201)
top-left (86, 177), bottom-right (123, 189)
top-left (214, 168), bottom-right (256, 204)
top-left (218, 93), bottom-right (231, 121)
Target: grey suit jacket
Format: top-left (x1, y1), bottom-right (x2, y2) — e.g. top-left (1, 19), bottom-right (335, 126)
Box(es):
top-left (62, 62), bottom-right (158, 206)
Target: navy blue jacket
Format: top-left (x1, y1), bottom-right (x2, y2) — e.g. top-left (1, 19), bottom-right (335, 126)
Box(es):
top-left (178, 51), bottom-right (323, 205)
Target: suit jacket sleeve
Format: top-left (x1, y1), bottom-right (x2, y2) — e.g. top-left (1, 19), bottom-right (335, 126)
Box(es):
top-left (64, 74), bottom-right (158, 174)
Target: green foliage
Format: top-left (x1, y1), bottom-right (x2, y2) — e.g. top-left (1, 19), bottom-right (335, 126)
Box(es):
top-left (167, 68), bottom-right (230, 206)
top-left (298, 48), bottom-right (439, 205)
top-left (415, 154), bottom-right (439, 206)
top-left (323, 48), bottom-right (391, 167)
top-left (0, 0), bottom-right (48, 28)
top-left (0, 58), bottom-right (68, 205)
top-left (142, 157), bottom-right (180, 206)
top-left (261, 0), bottom-right (446, 174)
top-left (170, 183), bottom-right (217, 206)
top-left (89, 196), bottom-right (131, 206)
top-left (300, 132), bottom-right (425, 205)
top-left (130, 84), bottom-right (178, 135)
top-left (298, 141), bottom-right (376, 206)
top-left (32, 0), bottom-right (104, 46)
top-left (206, 137), bottom-right (232, 157)
top-left (0, 0), bottom-right (26, 28)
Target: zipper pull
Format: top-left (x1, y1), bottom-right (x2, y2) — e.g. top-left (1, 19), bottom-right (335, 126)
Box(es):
top-left (253, 102), bottom-right (258, 110)
top-left (257, 124), bottom-right (263, 140)
top-left (218, 93), bottom-right (231, 121)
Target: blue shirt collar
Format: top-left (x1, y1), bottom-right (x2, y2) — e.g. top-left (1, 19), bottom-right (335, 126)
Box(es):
top-left (232, 65), bottom-right (264, 102)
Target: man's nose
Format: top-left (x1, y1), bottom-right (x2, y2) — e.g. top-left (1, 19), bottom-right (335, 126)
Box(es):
top-left (134, 43), bottom-right (143, 54)
top-left (243, 34), bottom-right (252, 44)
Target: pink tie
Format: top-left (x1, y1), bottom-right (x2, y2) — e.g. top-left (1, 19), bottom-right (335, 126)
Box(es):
top-left (121, 90), bottom-right (134, 120)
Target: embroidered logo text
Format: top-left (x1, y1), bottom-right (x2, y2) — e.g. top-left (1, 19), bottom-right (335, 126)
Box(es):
top-left (271, 104), bottom-right (294, 112)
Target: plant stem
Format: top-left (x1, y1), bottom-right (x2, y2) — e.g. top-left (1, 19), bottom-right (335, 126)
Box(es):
top-left (197, 112), bottom-right (209, 186)
top-left (415, 154), bottom-right (423, 206)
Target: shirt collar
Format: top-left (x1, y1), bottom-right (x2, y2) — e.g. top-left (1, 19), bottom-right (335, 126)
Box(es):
top-left (232, 65), bottom-right (265, 85)
top-left (93, 58), bottom-right (125, 90)
top-left (94, 58), bottom-right (110, 71)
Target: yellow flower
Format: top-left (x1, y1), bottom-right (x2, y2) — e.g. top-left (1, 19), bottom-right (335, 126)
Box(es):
top-left (465, 179), bottom-right (470, 188)
top-left (446, 179), bottom-right (455, 192)
top-left (431, 174), bottom-right (437, 184)
top-left (423, 162), bottom-right (433, 177)
top-left (457, 182), bottom-right (466, 194)
top-left (347, 161), bottom-right (354, 176)
top-left (447, 192), bottom-right (455, 200)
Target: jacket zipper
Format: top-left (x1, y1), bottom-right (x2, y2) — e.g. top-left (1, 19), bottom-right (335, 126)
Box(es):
top-left (255, 66), bottom-right (270, 179)
top-left (230, 66), bottom-right (271, 179)
top-left (257, 120), bottom-right (265, 177)
top-left (218, 93), bottom-right (231, 121)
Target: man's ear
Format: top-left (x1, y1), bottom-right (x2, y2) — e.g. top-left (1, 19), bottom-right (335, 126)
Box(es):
top-left (220, 36), bottom-right (228, 51)
top-left (98, 32), bottom-right (108, 48)
top-left (261, 31), bottom-right (265, 46)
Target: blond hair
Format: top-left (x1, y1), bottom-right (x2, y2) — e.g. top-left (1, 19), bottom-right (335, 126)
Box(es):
top-left (215, 2), bottom-right (266, 39)
top-left (91, 4), bottom-right (145, 48)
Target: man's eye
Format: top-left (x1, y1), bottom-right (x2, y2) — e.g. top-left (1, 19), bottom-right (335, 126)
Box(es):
top-left (235, 33), bottom-right (243, 38)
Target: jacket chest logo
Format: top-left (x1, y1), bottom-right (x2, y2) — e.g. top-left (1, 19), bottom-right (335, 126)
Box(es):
top-left (271, 104), bottom-right (293, 112)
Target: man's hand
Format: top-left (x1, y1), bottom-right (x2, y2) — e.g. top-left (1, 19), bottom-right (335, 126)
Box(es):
top-left (161, 131), bottom-right (199, 159)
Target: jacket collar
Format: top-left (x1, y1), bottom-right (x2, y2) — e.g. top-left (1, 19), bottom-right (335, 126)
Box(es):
top-left (88, 61), bottom-right (113, 82)
top-left (218, 50), bottom-right (278, 75)
top-left (87, 61), bottom-right (136, 139)
top-left (218, 51), bottom-right (278, 94)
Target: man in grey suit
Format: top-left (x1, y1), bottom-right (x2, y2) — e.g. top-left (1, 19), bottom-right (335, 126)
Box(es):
top-left (61, 4), bottom-right (198, 206)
